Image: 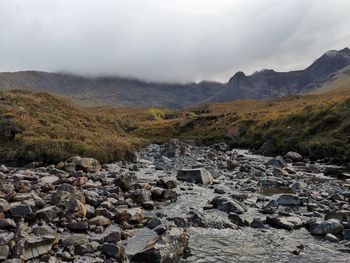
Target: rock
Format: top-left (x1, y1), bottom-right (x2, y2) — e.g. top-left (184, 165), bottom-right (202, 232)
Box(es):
top-left (129, 189), bottom-right (150, 204)
top-left (125, 151), bottom-right (140, 163)
top-left (266, 216), bottom-right (303, 230)
top-left (259, 139), bottom-right (278, 155)
top-left (64, 156), bottom-right (101, 173)
top-left (277, 194), bottom-right (300, 206)
top-left (284, 152), bottom-right (303, 162)
top-left (265, 156), bottom-right (287, 168)
top-left (88, 216), bottom-right (111, 226)
top-left (114, 173), bottom-right (138, 190)
top-left (325, 210), bottom-right (349, 221)
top-left (0, 165), bottom-right (9, 173)
top-left (228, 213), bottom-right (249, 227)
top-left (10, 203), bottom-right (32, 218)
top-left (23, 235), bottom-right (56, 261)
top-left (0, 219), bottom-right (16, 229)
top-left (130, 228), bottom-right (189, 262)
top-left (227, 159), bottom-right (238, 170)
top-left (101, 243), bottom-right (125, 259)
top-left (260, 200), bottom-right (278, 214)
top-left (147, 218), bottom-right (162, 229)
top-left (212, 142), bottom-right (230, 152)
top-left (250, 218), bottom-right (266, 228)
top-left (68, 221), bottom-right (89, 231)
top-left (160, 139), bottom-right (187, 158)
top-left (0, 245), bottom-right (9, 261)
top-left (325, 233), bottom-right (339, 242)
top-left (116, 208), bottom-right (144, 224)
top-left (36, 206), bottom-right (60, 220)
top-left (91, 226), bottom-right (121, 243)
top-left (310, 219), bottom-right (344, 235)
top-left (0, 199), bottom-right (10, 213)
top-left (63, 234), bottom-right (90, 247)
top-left (342, 229), bottom-right (350, 240)
top-left (40, 175), bottom-right (60, 185)
top-left (76, 241), bottom-right (99, 254)
top-left (176, 168), bottom-right (213, 185)
top-left (211, 196), bottom-right (247, 214)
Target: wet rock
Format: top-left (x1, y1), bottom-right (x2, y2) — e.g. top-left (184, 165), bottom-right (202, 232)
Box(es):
top-left (250, 218), bottom-right (266, 228)
top-left (325, 210), bottom-right (349, 221)
top-left (10, 203), bottom-right (32, 218)
top-left (228, 213), bottom-right (249, 227)
top-left (130, 228), bottom-right (189, 262)
top-left (88, 216), bottom-right (111, 226)
top-left (265, 156), bottom-right (287, 168)
top-left (277, 194), bottom-right (300, 206)
top-left (177, 168), bottom-right (213, 185)
top-left (125, 151), bottom-right (140, 163)
top-left (114, 173), bottom-right (138, 191)
top-left (0, 199), bottom-right (10, 213)
top-left (0, 219), bottom-right (16, 229)
top-left (284, 152), bottom-right (303, 162)
top-left (0, 245), bottom-right (9, 261)
top-left (64, 156), bottom-right (101, 173)
top-left (101, 243), bottom-right (125, 259)
top-left (325, 233), bottom-right (339, 242)
top-left (342, 229), bottom-right (350, 240)
top-left (211, 196), bottom-right (247, 214)
top-left (266, 216), bottom-right (303, 230)
top-left (161, 139), bottom-right (187, 158)
top-left (310, 219), bottom-right (344, 235)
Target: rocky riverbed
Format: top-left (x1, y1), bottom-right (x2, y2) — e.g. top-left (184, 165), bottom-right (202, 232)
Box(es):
top-left (0, 139), bottom-right (350, 262)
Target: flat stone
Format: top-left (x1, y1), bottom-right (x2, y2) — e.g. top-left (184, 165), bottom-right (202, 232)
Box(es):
top-left (177, 168), bottom-right (213, 185)
top-left (88, 216), bottom-right (111, 226)
top-left (310, 219), bottom-right (344, 235)
top-left (277, 194), bottom-right (300, 206)
top-left (266, 216), bottom-right (303, 230)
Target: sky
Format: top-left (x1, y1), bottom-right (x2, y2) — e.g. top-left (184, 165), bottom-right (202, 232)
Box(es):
top-left (0, 0), bottom-right (350, 83)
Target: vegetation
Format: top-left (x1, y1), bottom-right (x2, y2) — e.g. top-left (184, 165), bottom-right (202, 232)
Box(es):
top-left (1, 78), bottom-right (350, 166)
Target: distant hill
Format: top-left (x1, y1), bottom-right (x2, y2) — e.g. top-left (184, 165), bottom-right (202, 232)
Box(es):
top-left (0, 48), bottom-right (349, 107)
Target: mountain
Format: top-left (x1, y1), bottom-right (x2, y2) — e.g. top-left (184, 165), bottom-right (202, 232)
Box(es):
top-left (0, 71), bottom-right (224, 108)
top-left (0, 48), bottom-right (349, 107)
top-left (210, 47), bottom-right (350, 102)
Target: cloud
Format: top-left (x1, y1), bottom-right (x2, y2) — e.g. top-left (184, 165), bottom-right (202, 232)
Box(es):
top-left (0, 0), bottom-right (349, 82)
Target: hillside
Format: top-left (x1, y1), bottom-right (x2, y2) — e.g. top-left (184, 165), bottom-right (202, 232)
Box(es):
top-left (0, 90), bottom-right (146, 165)
top-left (0, 48), bottom-right (349, 108)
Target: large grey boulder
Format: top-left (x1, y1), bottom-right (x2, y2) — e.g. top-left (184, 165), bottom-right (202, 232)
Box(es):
top-left (266, 216), bottom-right (303, 230)
top-left (265, 156), bottom-right (287, 168)
top-left (176, 168), bottom-right (213, 185)
top-left (211, 196), bottom-right (247, 214)
top-left (130, 228), bottom-right (189, 263)
top-left (310, 219), bottom-right (344, 235)
top-left (277, 194), bottom-right (300, 206)
top-left (284, 151), bottom-right (303, 162)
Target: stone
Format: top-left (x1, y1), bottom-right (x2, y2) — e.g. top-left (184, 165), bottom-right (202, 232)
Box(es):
top-left (63, 234), bottom-right (90, 247)
top-left (176, 168), bottom-right (213, 185)
top-left (160, 139), bottom-right (187, 158)
top-left (147, 218), bottom-right (162, 229)
top-left (211, 196), bottom-right (247, 214)
top-left (227, 159), bottom-right (238, 170)
top-left (68, 221), bottom-right (89, 231)
top-left (265, 156), bottom-right (287, 168)
top-left (325, 233), bottom-right (339, 242)
top-left (259, 139), bottom-right (278, 155)
top-left (277, 194), bottom-right (300, 206)
top-left (228, 213), bottom-right (249, 227)
top-left (0, 245), bottom-right (9, 261)
top-left (0, 219), bottom-right (16, 229)
top-left (250, 218), bottom-right (266, 228)
top-left (128, 189), bottom-right (150, 204)
top-left (23, 235), bottom-right (56, 261)
top-left (10, 203), bottom-right (32, 218)
top-left (36, 206), bottom-right (60, 220)
top-left (125, 151), bottom-right (140, 163)
top-left (266, 216), bottom-right (303, 230)
top-left (161, 189), bottom-right (177, 201)
top-left (130, 228), bottom-right (188, 262)
top-left (64, 156), bottom-right (101, 173)
top-left (91, 226), bottom-right (121, 243)
top-left (116, 208), bottom-right (144, 224)
top-left (342, 229), bottom-right (350, 240)
top-left (101, 243), bottom-right (125, 259)
top-left (40, 175), bottom-right (60, 185)
top-left (284, 152), bottom-right (303, 162)
top-left (310, 219), bottom-right (344, 235)
top-left (0, 199), bottom-right (10, 213)
top-left (212, 142), bottom-right (230, 152)
top-left (325, 210), bottom-right (349, 221)
top-left (0, 165), bottom-right (9, 173)
top-left (88, 216), bottom-right (111, 226)
top-left (114, 173), bottom-right (138, 190)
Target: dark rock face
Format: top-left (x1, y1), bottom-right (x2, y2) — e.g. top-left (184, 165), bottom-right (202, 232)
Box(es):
top-left (210, 48), bottom-right (350, 103)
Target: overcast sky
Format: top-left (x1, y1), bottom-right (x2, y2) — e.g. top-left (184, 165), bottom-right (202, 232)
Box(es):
top-left (0, 0), bottom-right (349, 83)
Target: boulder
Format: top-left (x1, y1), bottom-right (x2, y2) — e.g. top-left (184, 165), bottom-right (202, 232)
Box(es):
top-left (266, 216), bottom-right (303, 230)
top-left (284, 152), bottom-right (303, 162)
top-left (277, 194), bottom-right (300, 206)
top-left (176, 168), bottom-right (213, 185)
top-left (228, 213), bottom-right (249, 227)
top-left (116, 208), bottom-right (144, 224)
top-left (0, 219), bottom-right (16, 229)
top-left (128, 189), bottom-right (151, 204)
top-left (310, 219), bottom-right (344, 235)
top-left (130, 228), bottom-right (189, 262)
top-left (265, 156), bottom-right (287, 168)
top-left (258, 139), bottom-right (278, 155)
top-left (0, 199), bottom-right (10, 213)
top-left (10, 203), bottom-right (32, 218)
top-left (88, 216), bottom-right (111, 226)
top-left (211, 196), bottom-right (247, 214)
top-left (125, 151), bottom-right (140, 163)
top-left (115, 173), bottom-right (138, 191)
top-left (0, 245), bottom-right (9, 261)
top-left (64, 156), bottom-right (101, 173)
top-left (160, 139), bottom-right (187, 158)
top-left (101, 243), bottom-right (125, 259)
top-left (22, 235), bottom-right (56, 261)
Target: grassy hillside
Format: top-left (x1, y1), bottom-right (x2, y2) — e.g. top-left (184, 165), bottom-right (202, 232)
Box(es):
top-left (0, 90), bottom-right (146, 165)
top-left (1, 84), bottom-right (350, 166)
